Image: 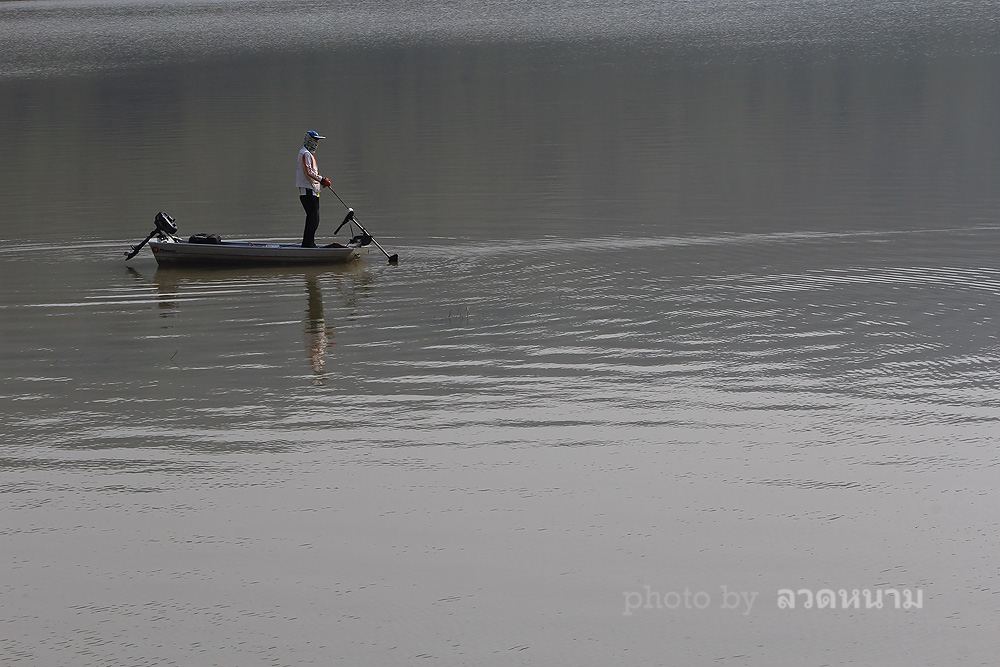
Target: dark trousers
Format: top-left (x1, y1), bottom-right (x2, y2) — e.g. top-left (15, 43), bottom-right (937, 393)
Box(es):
top-left (300, 193), bottom-right (320, 247)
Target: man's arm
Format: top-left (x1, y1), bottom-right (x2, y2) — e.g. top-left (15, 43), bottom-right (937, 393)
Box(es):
top-left (301, 153), bottom-right (322, 186)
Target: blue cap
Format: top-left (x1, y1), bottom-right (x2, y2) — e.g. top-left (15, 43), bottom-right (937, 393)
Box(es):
top-left (306, 130), bottom-right (326, 140)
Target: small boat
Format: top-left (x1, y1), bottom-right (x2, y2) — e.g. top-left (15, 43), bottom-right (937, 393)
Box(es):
top-left (126, 211), bottom-right (377, 267)
top-left (149, 236), bottom-right (362, 266)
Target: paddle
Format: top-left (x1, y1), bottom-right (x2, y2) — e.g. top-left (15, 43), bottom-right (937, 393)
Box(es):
top-left (325, 186), bottom-right (399, 264)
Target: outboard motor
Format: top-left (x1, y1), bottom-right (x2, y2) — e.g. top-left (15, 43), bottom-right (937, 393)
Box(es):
top-left (125, 212), bottom-right (179, 261)
top-left (154, 211), bottom-right (177, 236)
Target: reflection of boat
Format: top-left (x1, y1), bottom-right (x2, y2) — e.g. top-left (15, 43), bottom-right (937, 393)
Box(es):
top-left (132, 263), bottom-right (376, 380)
top-left (149, 262), bottom-right (371, 285)
top-left (127, 211), bottom-right (368, 267)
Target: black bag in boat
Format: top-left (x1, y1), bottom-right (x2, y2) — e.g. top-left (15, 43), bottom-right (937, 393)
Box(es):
top-left (188, 233), bottom-right (223, 244)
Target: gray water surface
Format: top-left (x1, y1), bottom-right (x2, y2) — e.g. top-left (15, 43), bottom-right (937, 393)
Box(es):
top-left (3, 1), bottom-right (1000, 665)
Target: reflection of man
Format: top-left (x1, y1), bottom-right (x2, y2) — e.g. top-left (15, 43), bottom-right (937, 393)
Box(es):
top-left (305, 276), bottom-right (334, 380)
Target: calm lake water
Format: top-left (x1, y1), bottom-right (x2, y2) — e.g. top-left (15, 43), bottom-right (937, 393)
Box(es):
top-left (3, 1), bottom-right (1000, 665)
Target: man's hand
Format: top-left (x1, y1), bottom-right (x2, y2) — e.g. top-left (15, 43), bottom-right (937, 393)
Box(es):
top-left (320, 177), bottom-right (332, 188)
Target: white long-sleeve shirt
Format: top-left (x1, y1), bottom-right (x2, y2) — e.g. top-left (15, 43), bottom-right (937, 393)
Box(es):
top-left (296, 147), bottom-right (322, 194)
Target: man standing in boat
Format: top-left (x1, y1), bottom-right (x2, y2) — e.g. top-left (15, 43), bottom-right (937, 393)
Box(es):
top-left (297, 130), bottom-right (333, 247)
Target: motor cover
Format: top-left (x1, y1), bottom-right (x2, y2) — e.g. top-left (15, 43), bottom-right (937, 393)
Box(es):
top-left (154, 212), bottom-right (178, 235)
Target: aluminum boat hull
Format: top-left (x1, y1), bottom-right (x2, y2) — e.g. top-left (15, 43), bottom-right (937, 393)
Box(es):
top-left (149, 238), bottom-right (362, 266)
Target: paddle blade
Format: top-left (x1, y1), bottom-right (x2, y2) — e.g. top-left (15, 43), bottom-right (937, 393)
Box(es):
top-left (388, 254), bottom-right (399, 264)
